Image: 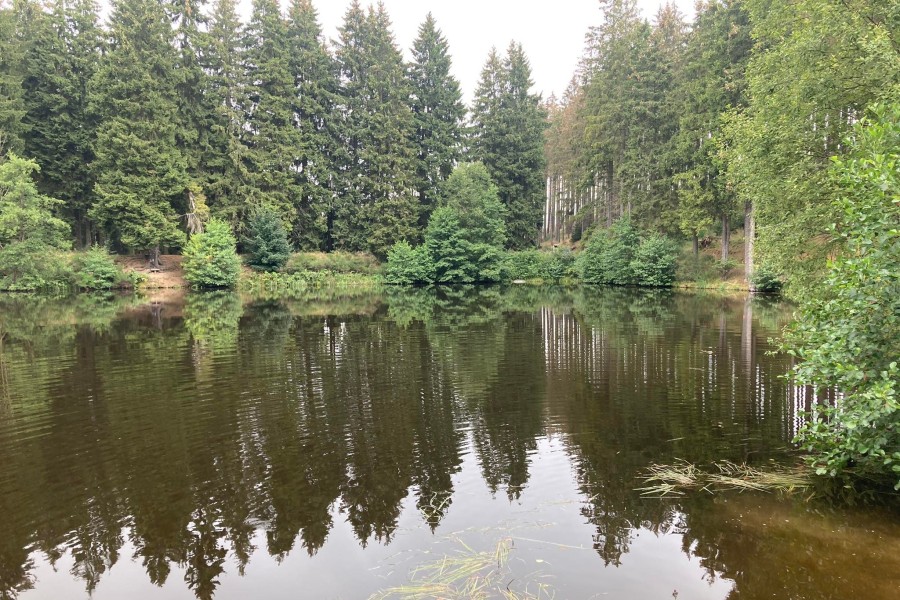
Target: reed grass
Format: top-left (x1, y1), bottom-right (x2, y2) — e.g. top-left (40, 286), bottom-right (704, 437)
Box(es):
top-left (638, 459), bottom-right (813, 496)
top-left (370, 537), bottom-right (555, 600)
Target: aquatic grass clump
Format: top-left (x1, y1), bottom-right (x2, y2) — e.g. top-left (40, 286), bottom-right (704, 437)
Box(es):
top-left (638, 460), bottom-right (813, 497)
top-left (370, 537), bottom-right (554, 600)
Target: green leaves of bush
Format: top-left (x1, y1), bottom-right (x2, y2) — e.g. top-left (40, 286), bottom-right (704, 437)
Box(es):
top-left (183, 219), bottom-right (241, 288)
top-left (73, 246), bottom-right (124, 290)
top-left (788, 104), bottom-right (900, 488)
top-left (579, 217), bottom-right (678, 287)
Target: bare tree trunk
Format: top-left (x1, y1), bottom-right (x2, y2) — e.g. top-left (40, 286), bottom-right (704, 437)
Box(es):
top-left (744, 200), bottom-right (755, 288)
top-left (721, 214), bottom-right (730, 262)
top-left (149, 245), bottom-right (162, 269)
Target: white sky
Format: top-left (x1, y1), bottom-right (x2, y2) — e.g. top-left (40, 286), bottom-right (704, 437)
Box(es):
top-left (271, 0), bottom-right (696, 103)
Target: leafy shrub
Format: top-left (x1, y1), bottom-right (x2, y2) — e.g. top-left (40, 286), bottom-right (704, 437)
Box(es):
top-left (501, 249), bottom-right (545, 280)
top-left (715, 258), bottom-right (740, 278)
top-left (384, 240), bottom-right (434, 284)
top-left (630, 234), bottom-right (678, 287)
top-left (183, 219), bottom-right (241, 288)
top-left (285, 251), bottom-right (381, 275)
top-left (788, 104), bottom-right (900, 488)
top-left (73, 245), bottom-right (123, 289)
top-left (750, 263), bottom-right (783, 293)
top-left (501, 248), bottom-right (576, 281)
top-left (545, 248), bottom-right (577, 280)
top-left (0, 240), bottom-right (72, 291)
top-left (578, 217), bottom-right (639, 285)
top-left (243, 206), bottom-right (291, 271)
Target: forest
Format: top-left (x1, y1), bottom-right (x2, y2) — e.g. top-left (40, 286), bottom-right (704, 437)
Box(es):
top-left (0, 0), bottom-right (898, 485)
top-left (0, 0), bottom-right (896, 289)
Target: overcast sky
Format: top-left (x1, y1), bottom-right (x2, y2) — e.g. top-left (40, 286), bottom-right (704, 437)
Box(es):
top-left (258, 0), bottom-right (696, 103)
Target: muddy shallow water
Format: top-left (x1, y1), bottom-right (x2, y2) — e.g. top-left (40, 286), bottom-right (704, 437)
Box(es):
top-left (0, 287), bottom-right (897, 599)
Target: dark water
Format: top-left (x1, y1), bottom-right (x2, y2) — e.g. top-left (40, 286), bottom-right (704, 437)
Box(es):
top-left (0, 287), bottom-right (897, 600)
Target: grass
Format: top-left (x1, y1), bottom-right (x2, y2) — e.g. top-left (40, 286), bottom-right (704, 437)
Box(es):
top-left (370, 537), bottom-right (555, 600)
top-left (637, 459), bottom-right (813, 497)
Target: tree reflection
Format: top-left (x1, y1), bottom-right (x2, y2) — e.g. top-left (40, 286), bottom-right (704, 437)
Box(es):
top-left (0, 287), bottom-right (817, 599)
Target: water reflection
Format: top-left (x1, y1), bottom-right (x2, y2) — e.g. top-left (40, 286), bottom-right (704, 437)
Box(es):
top-left (0, 288), bottom-right (895, 599)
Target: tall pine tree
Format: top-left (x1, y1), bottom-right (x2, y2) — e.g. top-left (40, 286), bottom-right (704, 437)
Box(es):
top-left (333, 1), bottom-right (418, 257)
top-left (407, 13), bottom-right (465, 229)
top-left (471, 42), bottom-right (546, 249)
top-left (20, 0), bottom-right (102, 246)
top-left (199, 0), bottom-right (250, 230)
top-left (285, 0), bottom-right (336, 249)
top-left (241, 0), bottom-right (302, 241)
top-left (89, 0), bottom-right (187, 266)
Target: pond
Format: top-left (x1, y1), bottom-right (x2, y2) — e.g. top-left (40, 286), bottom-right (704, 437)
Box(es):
top-left (0, 287), bottom-right (897, 599)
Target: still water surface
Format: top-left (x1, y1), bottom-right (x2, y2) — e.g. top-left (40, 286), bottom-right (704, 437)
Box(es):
top-left (0, 287), bottom-right (897, 599)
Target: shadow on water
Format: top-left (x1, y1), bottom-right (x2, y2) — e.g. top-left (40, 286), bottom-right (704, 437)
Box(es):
top-left (0, 287), bottom-right (896, 599)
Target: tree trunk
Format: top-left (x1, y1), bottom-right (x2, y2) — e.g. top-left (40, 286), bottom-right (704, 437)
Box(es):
top-left (692, 233), bottom-right (699, 257)
top-left (721, 214), bottom-right (730, 263)
top-left (149, 245), bottom-right (161, 269)
top-left (744, 200), bottom-right (755, 289)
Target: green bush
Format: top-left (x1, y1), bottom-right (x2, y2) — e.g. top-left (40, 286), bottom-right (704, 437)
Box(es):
top-left (750, 263), bottom-right (783, 293)
top-left (285, 251), bottom-right (381, 275)
top-left (183, 219), bottom-right (241, 288)
top-left (788, 104), bottom-right (900, 488)
top-left (501, 249), bottom-right (545, 280)
top-left (243, 206), bottom-right (291, 271)
top-left (578, 217), bottom-right (639, 285)
top-left (0, 240), bottom-right (72, 291)
top-left (630, 234), bottom-right (678, 287)
top-left (73, 246), bottom-right (123, 290)
top-left (545, 248), bottom-right (577, 280)
top-left (384, 240), bottom-right (434, 284)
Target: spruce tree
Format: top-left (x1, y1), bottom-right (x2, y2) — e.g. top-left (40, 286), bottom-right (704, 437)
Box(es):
top-left (200, 0), bottom-right (251, 230)
top-left (89, 0), bottom-right (188, 267)
top-left (241, 0), bottom-right (303, 238)
top-left (408, 13), bottom-right (465, 229)
top-left (285, 0), bottom-right (336, 250)
top-left (0, 0), bottom-right (29, 155)
top-left (471, 43), bottom-right (546, 249)
top-left (20, 0), bottom-right (101, 246)
top-left (333, 1), bottom-right (418, 257)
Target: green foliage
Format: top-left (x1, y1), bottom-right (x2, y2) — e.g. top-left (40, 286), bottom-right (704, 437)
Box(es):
top-left (0, 239), bottom-right (72, 291)
top-left (722, 0), bottom-right (898, 296)
top-left (788, 106), bottom-right (900, 488)
top-left (333, 1), bottom-right (419, 256)
top-left (0, 153), bottom-right (69, 248)
top-left (183, 219), bottom-right (241, 288)
top-left (578, 217), bottom-right (639, 285)
top-left (750, 263), bottom-right (783, 293)
top-left (471, 44), bottom-right (547, 249)
top-left (500, 248), bottom-right (577, 282)
top-left (408, 13), bottom-right (465, 227)
top-left (72, 246), bottom-right (123, 290)
top-left (384, 240), bottom-right (434, 285)
top-left (243, 206), bottom-right (292, 272)
top-left (630, 234), bottom-right (678, 287)
top-left (89, 0), bottom-right (187, 258)
top-left (285, 251), bottom-right (381, 275)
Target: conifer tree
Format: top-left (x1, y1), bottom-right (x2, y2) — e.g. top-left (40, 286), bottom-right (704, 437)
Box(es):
top-left (672, 0), bottom-right (751, 259)
top-left (333, 1), bottom-right (418, 257)
top-left (471, 42), bottom-right (546, 249)
top-left (89, 0), bottom-right (188, 267)
top-left (200, 0), bottom-right (250, 229)
top-left (285, 0), bottom-right (337, 250)
top-left (408, 13), bottom-right (465, 228)
top-left (20, 0), bottom-right (101, 246)
top-left (0, 0), bottom-right (29, 155)
top-left (241, 0), bottom-right (303, 237)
